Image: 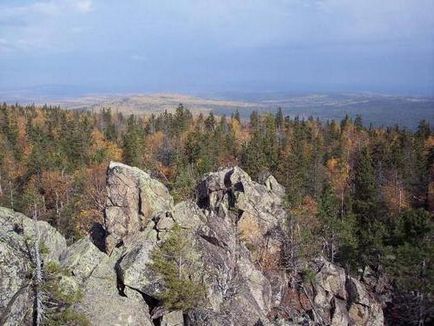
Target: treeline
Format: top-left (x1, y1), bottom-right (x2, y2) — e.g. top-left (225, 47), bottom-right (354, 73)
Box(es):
top-left (0, 103), bottom-right (433, 323)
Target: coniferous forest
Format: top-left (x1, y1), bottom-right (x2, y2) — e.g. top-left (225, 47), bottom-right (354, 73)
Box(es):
top-left (0, 103), bottom-right (433, 324)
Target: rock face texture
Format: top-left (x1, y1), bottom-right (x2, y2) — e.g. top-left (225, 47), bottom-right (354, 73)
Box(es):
top-left (0, 207), bottom-right (66, 325)
top-left (61, 238), bottom-right (154, 326)
top-left (0, 209), bottom-right (35, 326)
top-left (105, 162), bottom-right (174, 253)
top-left (196, 166), bottom-right (286, 244)
top-left (0, 163), bottom-right (385, 326)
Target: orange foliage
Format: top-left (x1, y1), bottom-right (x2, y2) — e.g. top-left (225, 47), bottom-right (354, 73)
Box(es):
top-left (326, 158), bottom-right (350, 194)
top-left (290, 195), bottom-right (320, 230)
top-left (230, 119), bottom-right (250, 143)
top-left (381, 172), bottom-right (410, 215)
top-left (91, 129), bottom-right (123, 161)
top-left (33, 109), bottom-right (47, 127)
top-left (40, 170), bottom-right (73, 208)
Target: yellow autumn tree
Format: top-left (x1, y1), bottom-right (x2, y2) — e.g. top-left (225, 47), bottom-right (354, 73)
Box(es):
top-left (326, 157), bottom-right (350, 217)
top-left (381, 171), bottom-right (410, 215)
top-left (90, 129), bottom-right (123, 163)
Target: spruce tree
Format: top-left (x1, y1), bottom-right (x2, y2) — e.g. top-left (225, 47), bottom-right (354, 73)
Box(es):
top-left (122, 115), bottom-right (145, 168)
top-left (353, 147), bottom-right (385, 265)
top-left (149, 225), bottom-right (205, 311)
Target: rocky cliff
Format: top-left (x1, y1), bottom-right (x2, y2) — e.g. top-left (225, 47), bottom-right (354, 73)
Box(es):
top-left (0, 162), bottom-right (384, 325)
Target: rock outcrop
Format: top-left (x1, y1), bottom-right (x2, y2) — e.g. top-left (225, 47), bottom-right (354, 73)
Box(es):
top-left (62, 238), bottom-right (154, 326)
top-left (196, 166), bottom-right (286, 246)
top-left (105, 162), bottom-right (174, 253)
top-left (302, 258), bottom-right (383, 325)
top-left (0, 163), bottom-right (385, 326)
top-left (0, 209), bottom-right (35, 326)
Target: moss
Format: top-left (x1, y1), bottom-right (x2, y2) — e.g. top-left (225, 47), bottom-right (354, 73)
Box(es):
top-left (45, 308), bottom-right (90, 326)
top-left (301, 268), bottom-right (317, 284)
top-left (40, 241), bottom-right (50, 255)
top-left (42, 260), bottom-right (87, 324)
top-left (244, 242), bottom-right (255, 253)
top-left (44, 276), bottom-right (83, 305)
top-left (45, 261), bottom-right (63, 274)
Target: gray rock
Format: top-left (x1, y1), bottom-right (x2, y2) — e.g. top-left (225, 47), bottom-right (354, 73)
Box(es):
top-left (258, 172), bottom-right (286, 199)
top-left (0, 226), bottom-right (33, 325)
top-left (62, 237), bottom-right (154, 326)
top-left (61, 237), bottom-right (107, 281)
top-left (305, 257), bottom-right (384, 326)
top-left (314, 257), bottom-right (347, 301)
top-left (331, 297), bottom-right (350, 326)
top-left (117, 239), bottom-right (163, 298)
top-left (161, 310), bottom-right (184, 326)
top-left (196, 166), bottom-right (286, 247)
top-left (0, 163), bottom-right (386, 326)
top-left (173, 200), bottom-right (207, 231)
top-left (237, 251), bottom-right (272, 313)
top-left (105, 161), bottom-right (174, 253)
top-left (0, 207), bottom-right (66, 325)
top-left (0, 206), bottom-right (66, 262)
top-left (347, 277), bottom-right (384, 326)
top-left (185, 309), bottom-right (233, 326)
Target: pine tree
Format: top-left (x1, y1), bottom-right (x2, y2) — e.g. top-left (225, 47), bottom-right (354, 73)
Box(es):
top-left (353, 147), bottom-right (385, 265)
top-left (353, 147), bottom-right (379, 218)
top-left (122, 115), bottom-right (145, 167)
top-left (233, 109), bottom-right (241, 123)
top-left (204, 112), bottom-right (216, 131)
top-left (149, 225), bottom-right (205, 311)
top-left (275, 107), bottom-right (284, 129)
top-left (318, 183), bottom-right (340, 262)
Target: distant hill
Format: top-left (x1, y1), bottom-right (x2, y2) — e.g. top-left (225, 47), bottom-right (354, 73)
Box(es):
top-left (2, 92), bottom-right (433, 129)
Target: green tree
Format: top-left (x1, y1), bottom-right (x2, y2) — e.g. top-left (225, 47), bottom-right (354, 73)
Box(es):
top-left (149, 225), bottom-right (205, 311)
top-left (204, 112), bottom-right (216, 131)
top-left (318, 183), bottom-right (357, 263)
top-left (353, 147), bottom-right (380, 218)
top-left (383, 209), bottom-right (434, 324)
top-left (318, 183), bottom-right (340, 262)
top-left (122, 115), bottom-right (145, 167)
top-left (275, 107), bottom-right (284, 129)
top-left (353, 147), bottom-right (385, 265)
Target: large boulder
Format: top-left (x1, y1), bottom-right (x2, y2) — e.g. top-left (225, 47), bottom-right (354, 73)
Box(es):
top-left (347, 278), bottom-right (384, 326)
top-left (0, 207), bottom-right (66, 261)
top-left (196, 167), bottom-right (286, 247)
top-left (105, 162), bottom-right (174, 253)
top-left (0, 221), bottom-right (33, 325)
top-left (117, 237), bottom-right (163, 298)
top-left (161, 310), bottom-right (184, 326)
top-left (61, 237), bottom-right (107, 281)
top-left (0, 207), bottom-right (67, 325)
top-left (299, 257), bottom-right (384, 326)
top-left (114, 166), bottom-right (282, 325)
top-left (61, 237), bottom-right (154, 326)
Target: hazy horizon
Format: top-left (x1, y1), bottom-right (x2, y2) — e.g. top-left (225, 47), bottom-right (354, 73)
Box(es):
top-left (1, 0), bottom-right (434, 97)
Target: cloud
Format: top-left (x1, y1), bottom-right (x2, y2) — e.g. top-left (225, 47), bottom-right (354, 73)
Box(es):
top-left (75, 0), bottom-right (93, 13)
top-left (0, 0), bottom-right (94, 19)
top-left (131, 54), bottom-right (147, 62)
top-left (0, 0), bottom-right (94, 54)
top-left (0, 38), bottom-right (12, 53)
top-left (0, 0), bottom-right (433, 95)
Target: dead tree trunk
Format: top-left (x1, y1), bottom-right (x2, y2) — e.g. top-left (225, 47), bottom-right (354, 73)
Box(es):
top-left (32, 204), bottom-right (44, 326)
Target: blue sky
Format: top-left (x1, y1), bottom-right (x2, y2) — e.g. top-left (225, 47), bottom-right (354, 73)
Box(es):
top-left (0, 0), bottom-right (433, 96)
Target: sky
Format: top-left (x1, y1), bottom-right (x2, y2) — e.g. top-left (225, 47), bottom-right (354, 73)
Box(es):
top-left (0, 0), bottom-right (434, 97)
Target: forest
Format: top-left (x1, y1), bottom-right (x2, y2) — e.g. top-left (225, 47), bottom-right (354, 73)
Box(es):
top-left (0, 102), bottom-right (432, 323)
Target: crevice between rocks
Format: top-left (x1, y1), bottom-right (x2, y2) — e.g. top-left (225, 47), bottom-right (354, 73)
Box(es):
top-left (113, 255), bottom-right (163, 326)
